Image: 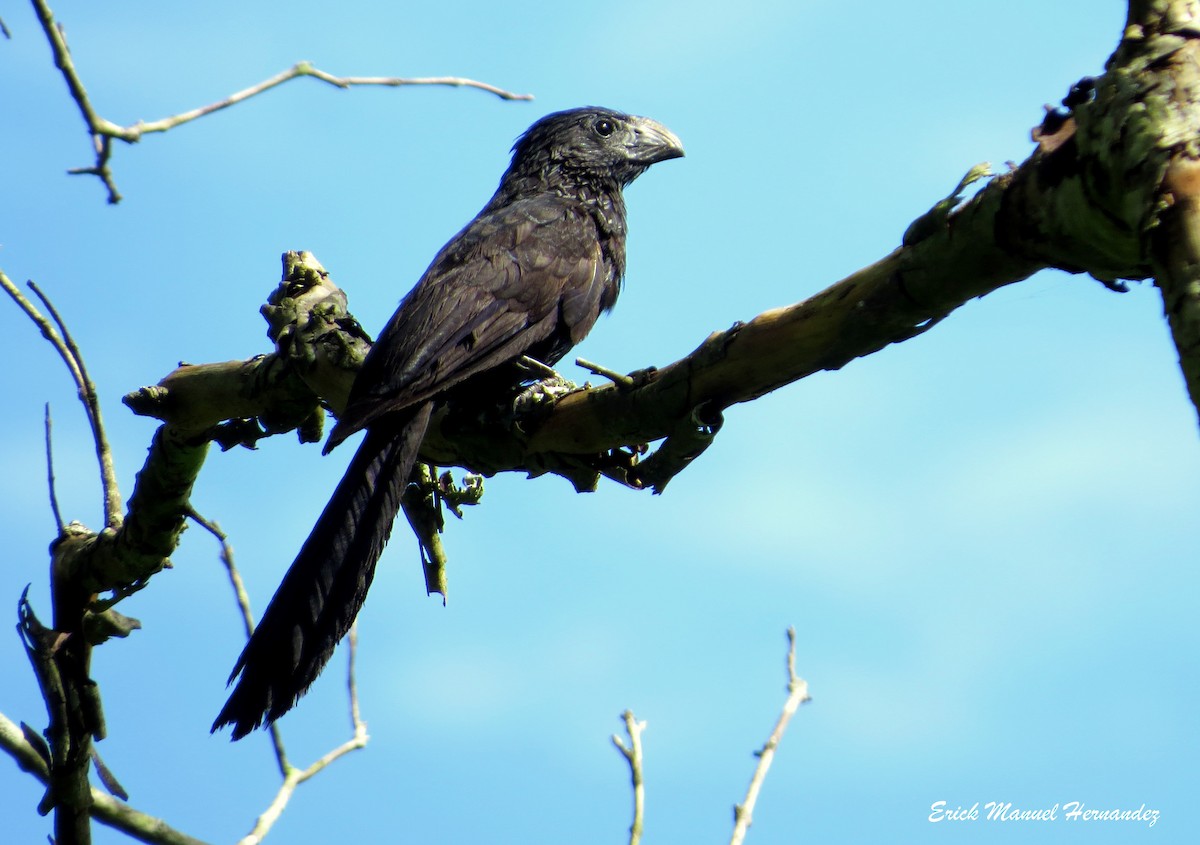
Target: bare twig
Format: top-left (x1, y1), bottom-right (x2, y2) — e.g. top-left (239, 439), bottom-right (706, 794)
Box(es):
top-left (187, 509), bottom-right (290, 776)
top-left (0, 710), bottom-right (210, 845)
top-left (26, 280), bottom-right (122, 528)
top-left (729, 627), bottom-right (811, 845)
top-left (187, 512), bottom-right (250, 639)
top-left (611, 710), bottom-right (647, 845)
top-left (121, 65), bottom-right (533, 139)
top-left (575, 357), bottom-right (635, 389)
top-left (31, 0), bottom-right (122, 199)
top-left (97, 63), bottom-right (532, 143)
top-left (236, 627), bottom-right (368, 845)
top-left (2, 270), bottom-right (122, 527)
top-left (188, 508), bottom-right (369, 844)
top-left (45, 404), bottom-right (65, 533)
top-left (30, 0), bottom-right (531, 202)
top-left (517, 355), bottom-right (561, 380)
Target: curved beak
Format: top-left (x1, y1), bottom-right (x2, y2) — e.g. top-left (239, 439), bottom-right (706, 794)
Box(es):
top-left (626, 116), bottom-right (685, 164)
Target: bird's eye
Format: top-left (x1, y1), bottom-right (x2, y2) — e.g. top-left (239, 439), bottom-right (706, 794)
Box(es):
top-left (593, 118), bottom-right (615, 137)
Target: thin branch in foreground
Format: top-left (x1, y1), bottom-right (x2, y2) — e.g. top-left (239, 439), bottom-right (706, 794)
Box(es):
top-left (235, 628), bottom-right (369, 845)
top-left (0, 710), bottom-right (210, 845)
top-left (31, 0), bottom-right (532, 202)
top-left (576, 357), bottom-right (635, 389)
top-left (26, 279), bottom-right (122, 528)
top-left (45, 404), bottom-right (65, 533)
top-left (30, 0), bottom-right (122, 201)
top-left (729, 627), bottom-right (811, 845)
top-left (187, 508), bottom-right (369, 845)
top-left (345, 624), bottom-right (363, 734)
top-left (1, 269), bottom-right (123, 527)
top-left (107, 63), bottom-right (533, 142)
top-left (611, 710), bottom-right (647, 845)
top-left (187, 509), bottom-right (290, 776)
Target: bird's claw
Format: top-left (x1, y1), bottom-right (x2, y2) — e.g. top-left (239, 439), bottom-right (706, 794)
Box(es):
top-left (512, 374), bottom-right (579, 417)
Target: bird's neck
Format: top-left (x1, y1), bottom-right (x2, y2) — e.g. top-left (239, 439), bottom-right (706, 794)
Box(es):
top-left (494, 167), bottom-right (622, 214)
top-left (490, 169), bottom-right (629, 260)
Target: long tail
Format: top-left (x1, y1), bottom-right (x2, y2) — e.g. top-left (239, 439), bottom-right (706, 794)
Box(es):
top-left (212, 402), bottom-right (433, 739)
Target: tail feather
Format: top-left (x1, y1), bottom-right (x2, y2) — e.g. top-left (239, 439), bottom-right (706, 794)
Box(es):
top-left (212, 403), bottom-right (433, 739)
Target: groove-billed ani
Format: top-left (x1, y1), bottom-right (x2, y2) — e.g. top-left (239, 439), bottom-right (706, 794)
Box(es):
top-left (212, 107), bottom-right (683, 738)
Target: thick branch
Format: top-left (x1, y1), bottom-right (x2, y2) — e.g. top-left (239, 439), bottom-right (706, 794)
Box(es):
top-left (19, 593), bottom-right (95, 845)
top-left (1156, 158), bottom-right (1200, 415)
top-left (119, 152), bottom-right (1086, 492)
top-left (1126, 1), bottom-right (1200, 423)
top-left (82, 91), bottom-right (1170, 602)
top-left (31, 0), bottom-right (1195, 632)
top-left (525, 170), bottom-right (1048, 458)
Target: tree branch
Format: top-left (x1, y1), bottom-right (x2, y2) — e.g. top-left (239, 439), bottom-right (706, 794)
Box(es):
top-left (1121, 1), bottom-right (1200, 423)
top-left (29, 0), bottom-right (532, 203)
top-left (235, 628), bottom-right (369, 845)
top-left (111, 126), bottom-right (1142, 592)
top-left (187, 511), bottom-right (292, 775)
top-left (19, 592), bottom-right (95, 845)
top-left (1, 272), bottom-right (122, 529)
top-left (45, 403), bottom-right (66, 533)
top-left (1, 268), bottom-right (139, 845)
top-left (729, 628), bottom-right (810, 845)
top-left (611, 710), bottom-right (647, 845)
top-left (0, 710), bottom-right (211, 845)
top-left (28, 26), bottom-right (1184, 621)
top-left (186, 508), bottom-right (370, 844)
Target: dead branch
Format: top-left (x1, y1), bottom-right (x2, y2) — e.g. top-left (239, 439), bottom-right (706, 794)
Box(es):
top-left (0, 272), bottom-right (122, 528)
top-left (235, 626), bottom-right (368, 845)
top-left (30, 0), bottom-right (532, 203)
top-left (729, 628), bottom-right (811, 845)
top-left (186, 509), bottom-right (369, 843)
top-left (0, 710), bottom-right (210, 845)
top-left (611, 711), bottom-right (647, 845)
top-left (36, 10), bottom-right (1197, 629)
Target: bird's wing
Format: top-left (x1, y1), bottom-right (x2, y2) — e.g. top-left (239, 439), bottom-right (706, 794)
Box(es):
top-left (330, 195), bottom-right (612, 444)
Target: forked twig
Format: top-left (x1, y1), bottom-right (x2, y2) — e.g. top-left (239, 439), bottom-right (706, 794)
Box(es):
top-left (235, 625), bottom-right (369, 845)
top-left (729, 627), bottom-right (811, 845)
top-left (188, 508), bottom-right (369, 845)
top-left (0, 269), bottom-right (122, 528)
top-left (31, 0), bottom-right (532, 203)
top-left (0, 709), bottom-right (207, 845)
top-left (611, 710), bottom-right (647, 845)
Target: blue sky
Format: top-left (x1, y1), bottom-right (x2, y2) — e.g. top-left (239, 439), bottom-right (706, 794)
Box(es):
top-left (3, 1), bottom-right (1193, 843)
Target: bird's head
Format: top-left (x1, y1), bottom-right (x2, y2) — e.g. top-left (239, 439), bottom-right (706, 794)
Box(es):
top-left (507, 107), bottom-right (684, 192)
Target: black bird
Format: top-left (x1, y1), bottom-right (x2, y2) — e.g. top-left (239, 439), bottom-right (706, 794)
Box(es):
top-left (213, 107), bottom-right (683, 738)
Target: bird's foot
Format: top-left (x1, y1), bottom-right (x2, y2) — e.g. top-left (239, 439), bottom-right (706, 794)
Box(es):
top-left (512, 373), bottom-right (579, 417)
